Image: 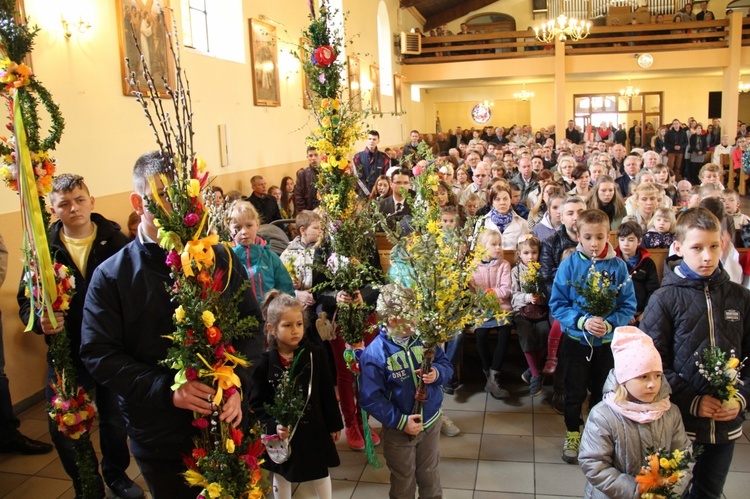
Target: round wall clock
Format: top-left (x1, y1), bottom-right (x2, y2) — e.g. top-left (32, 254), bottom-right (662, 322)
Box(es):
top-left (637, 53), bottom-right (654, 69)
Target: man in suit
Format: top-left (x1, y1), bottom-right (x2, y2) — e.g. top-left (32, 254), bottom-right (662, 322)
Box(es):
top-left (379, 169), bottom-right (412, 229)
top-left (615, 154), bottom-right (642, 197)
top-left (246, 175), bottom-right (282, 224)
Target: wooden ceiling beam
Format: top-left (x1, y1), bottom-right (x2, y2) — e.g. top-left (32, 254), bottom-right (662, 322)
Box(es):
top-left (400, 0), bottom-right (426, 9)
top-left (407, 6), bottom-right (426, 26)
top-left (424, 0), bottom-right (498, 31)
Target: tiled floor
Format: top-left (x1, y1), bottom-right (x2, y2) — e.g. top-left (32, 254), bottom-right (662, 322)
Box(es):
top-left (2, 379), bottom-right (750, 499)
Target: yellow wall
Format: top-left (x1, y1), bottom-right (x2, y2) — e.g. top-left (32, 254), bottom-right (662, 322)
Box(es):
top-left (0, 0), bottom-right (427, 406)
top-left (421, 76), bottom-right (726, 133)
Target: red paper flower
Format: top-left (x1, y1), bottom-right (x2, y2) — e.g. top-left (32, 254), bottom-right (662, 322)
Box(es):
top-left (314, 45), bottom-right (336, 67)
top-left (206, 326), bottom-right (222, 345)
top-left (192, 418), bottom-right (209, 429)
top-left (230, 427), bottom-right (244, 446)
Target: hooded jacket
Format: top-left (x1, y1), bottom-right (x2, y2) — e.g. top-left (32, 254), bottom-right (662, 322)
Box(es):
top-left (640, 260), bottom-right (750, 444)
top-left (579, 371), bottom-right (692, 499)
top-left (233, 236), bottom-right (295, 301)
top-left (280, 235), bottom-right (315, 290)
top-left (80, 239), bottom-right (263, 459)
top-left (359, 327), bottom-right (453, 431)
top-left (540, 225), bottom-right (578, 298)
top-left (17, 213), bottom-right (129, 374)
top-left (549, 243), bottom-right (637, 345)
top-left (615, 246), bottom-right (660, 314)
top-left (531, 211), bottom-right (556, 242)
top-left (471, 258), bottom-right (512, 312)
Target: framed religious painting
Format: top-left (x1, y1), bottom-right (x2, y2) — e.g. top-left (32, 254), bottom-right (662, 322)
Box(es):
top-left (249, 18), bottom-right (281, 107)
top-left (394, 74), bottom-right (404, 116)
top-left (116, 0), bottom-right (175, 98)
top-left (347, 56), bottom-right (361, 112)
top-left (369, 65), bottom-right (381, 116)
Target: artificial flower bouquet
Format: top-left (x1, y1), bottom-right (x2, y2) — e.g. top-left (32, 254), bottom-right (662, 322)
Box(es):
top-left (569, 261), bottom-right (630, 318)
top-left (518, 258), bottom-right (547, 321)
top-left (183, 421), bottom-right (266, 499)
top-left (636, 447), bottom-right (697, 499)
top-left (695, 346), bottom-right (746, 410)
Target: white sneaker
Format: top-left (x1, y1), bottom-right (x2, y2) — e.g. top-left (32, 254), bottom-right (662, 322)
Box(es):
top-left (440, 415), bottom-right (460, 437)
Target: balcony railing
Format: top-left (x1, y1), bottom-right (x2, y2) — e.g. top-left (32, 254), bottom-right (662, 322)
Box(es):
top-left (401, 19), bottom-right (730, 64)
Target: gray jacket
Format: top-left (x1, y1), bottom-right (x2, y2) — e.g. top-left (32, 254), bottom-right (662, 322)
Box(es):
top-left (579, 371), bottom-right (692, 499)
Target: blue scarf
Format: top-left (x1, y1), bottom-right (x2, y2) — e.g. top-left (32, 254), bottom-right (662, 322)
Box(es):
top-left (678, 260), bottom-right (721, 280)
top-left (489, 208), bottom-right (514, 233)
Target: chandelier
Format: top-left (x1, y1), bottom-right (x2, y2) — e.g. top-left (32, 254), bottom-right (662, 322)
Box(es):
top-left (534, 15), bottom-right (591, 43)
top-left (740, 82), bottom-right (750, 93)
top-left (620, 79), bottom-right (640, 98)
top-left (514, 83), bottom-right (534, 102)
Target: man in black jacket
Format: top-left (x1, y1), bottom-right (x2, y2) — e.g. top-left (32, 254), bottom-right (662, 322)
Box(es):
top-left (565, 120), bottom-right (582, 145)
top-left (80, 152), bottom-right (263, 499)
top-left (540, 197), bottom-right (586, 414)
top-left (246, 175), bottom-right (281, 224)
top-left (17, 174), bottom-right (141, 498)
top-left (665, 119), bottom-right (688, 181)
top-left (294, 146), bottom-right (320, 212)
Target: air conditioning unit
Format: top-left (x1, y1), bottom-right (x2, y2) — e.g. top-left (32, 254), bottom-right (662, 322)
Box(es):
top-left (400, 32), bottom-right (421, 55)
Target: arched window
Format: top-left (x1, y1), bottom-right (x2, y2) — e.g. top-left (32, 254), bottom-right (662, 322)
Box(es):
top-left (377, 1), bottom-right (393, 96)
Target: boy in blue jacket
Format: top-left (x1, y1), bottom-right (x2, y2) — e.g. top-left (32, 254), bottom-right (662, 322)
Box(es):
top-left (549, 209), bottom-right (636, 465)
top-left (360, 284), bottom-right (453, 499)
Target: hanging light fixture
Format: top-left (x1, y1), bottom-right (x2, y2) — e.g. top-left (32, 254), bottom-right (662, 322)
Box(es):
top-left (482, 99), bottom-right (495, 108)
top-left (534, 15), bottom-right (591, 43)
top-left (620, 79), bottom-right (640, 98)
top-left (514, 83), bottom-right (534, 102)
top-left (740, 81), bottom-right (750, 93)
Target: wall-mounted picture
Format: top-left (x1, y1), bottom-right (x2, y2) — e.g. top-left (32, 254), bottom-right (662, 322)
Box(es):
top-left (370, 65), bottom-right (381, 115)
top-left (249, 18), bottom-right (281, 107)
top-left (394, 74), bottom-right (404, 116)
top-left (116, 0), bottom-right (175, 98)
top-left (347, 56), bottom-right (361, 112)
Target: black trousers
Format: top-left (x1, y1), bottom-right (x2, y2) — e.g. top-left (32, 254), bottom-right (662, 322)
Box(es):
top-left (563, 336), bottom-right (613, 432)
top-left (135, 456), bottom-right (197, 499)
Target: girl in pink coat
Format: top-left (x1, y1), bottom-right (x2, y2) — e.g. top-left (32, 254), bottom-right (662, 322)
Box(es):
top-left (471, 229), bottom-right (513, 399)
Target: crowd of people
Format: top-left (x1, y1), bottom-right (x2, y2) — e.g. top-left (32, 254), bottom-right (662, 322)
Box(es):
top-left (1, 113), bottom-right (749, 499)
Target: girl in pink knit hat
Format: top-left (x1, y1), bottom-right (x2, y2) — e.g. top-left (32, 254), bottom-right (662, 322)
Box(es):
top-left (578, 326), bottom-right (692, 498)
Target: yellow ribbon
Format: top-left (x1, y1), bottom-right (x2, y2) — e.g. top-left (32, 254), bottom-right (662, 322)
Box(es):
top-left (195, 353), bottom-right (244, 405)
top-left (180, 234), bottom-right (219, 277)
top-left (14, 96), bottom-right (57, 330)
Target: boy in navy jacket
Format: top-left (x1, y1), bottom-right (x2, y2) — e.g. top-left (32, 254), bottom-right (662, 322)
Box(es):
top-left (641, 207), bottom-right (750, 499)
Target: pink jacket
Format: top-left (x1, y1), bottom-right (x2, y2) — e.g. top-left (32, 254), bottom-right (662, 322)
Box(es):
top-left (471, 258), bottom-right (512, 312)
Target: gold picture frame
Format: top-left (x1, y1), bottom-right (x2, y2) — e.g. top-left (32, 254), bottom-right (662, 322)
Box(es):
top-left (347, 56), bottom-right (361, 112)
top-left (394, 74), bottom-right (404, 116)
top-left (116, 0), bottom-right (175, 98)
top-left (370, 65), bottom-right (381, 116)
top-left (249, 18), bottom-right (281, 107)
